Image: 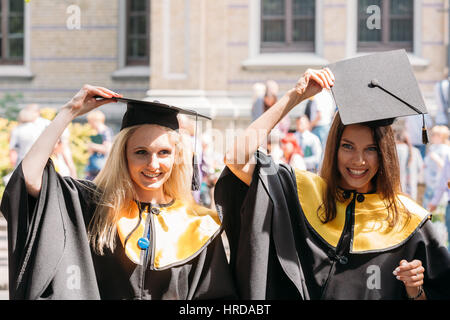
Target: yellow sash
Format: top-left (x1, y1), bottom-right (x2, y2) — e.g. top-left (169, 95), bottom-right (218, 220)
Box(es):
top-left (117, 200), bottom-right (221, 268)
top-left (294, 169), bottom-right (430, 253)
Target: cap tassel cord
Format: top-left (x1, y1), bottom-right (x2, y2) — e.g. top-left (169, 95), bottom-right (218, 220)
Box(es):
top-left (191, 113), bottom-right (201, 191)
top-left (370, 79), bottom-right (429, 145)
top-left (422, 114), bottom-right (429, 145)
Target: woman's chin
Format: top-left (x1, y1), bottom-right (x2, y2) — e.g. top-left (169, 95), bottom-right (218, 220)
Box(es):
top-left (133, 178), bottom-right (166, 193)
top-left (142, 181), bottom-right (164, 191)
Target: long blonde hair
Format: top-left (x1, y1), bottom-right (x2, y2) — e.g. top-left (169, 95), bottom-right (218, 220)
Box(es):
top-left (88, 124), bottom-right (195, 255)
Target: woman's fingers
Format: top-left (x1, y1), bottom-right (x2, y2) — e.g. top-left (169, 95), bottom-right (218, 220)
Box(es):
top-left (396, 271), bottom-right (424, 282)
top-left (295, 68), bottom-right (335, 97)
top-left (81, 84), bottom-right (122, 99)
top-left (324, 67), bottom-right (335, 82)
top-left (308, 71), bottom-right (325, 88)
top-left (322, 68), bottom-right (335, 87)
top-left (95, 97), bottom-right (117, 108)
top-left (96, 86), bottom-right (122, 98)
top-left (314, 71), bottom-right (329, 89)
top-left (393, 260), bottom-right (425, 286)
top-left (308, 69), bottom-right (334, 89)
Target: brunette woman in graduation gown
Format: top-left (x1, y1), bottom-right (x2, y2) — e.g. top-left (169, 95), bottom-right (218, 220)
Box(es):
top-left (215, 68), bottom-right (450, 300)
top-left (1, 85), bottom-right (236, 300)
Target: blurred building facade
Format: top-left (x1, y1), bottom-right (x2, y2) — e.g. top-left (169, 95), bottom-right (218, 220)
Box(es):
top-left (0, 0), bottom-right (448, 133)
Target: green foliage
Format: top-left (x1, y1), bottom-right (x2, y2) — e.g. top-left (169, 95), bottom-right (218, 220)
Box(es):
top-left (69, 122), bottom-right (96, 177)
top-left (0, 93), bottom-right (23, 121)
top-left (0, 118), bottom-right (17, 199)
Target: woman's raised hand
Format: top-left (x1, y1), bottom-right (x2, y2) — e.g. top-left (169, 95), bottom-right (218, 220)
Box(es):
top-left (64, 84), bottom-right (122, 119)
top-left (295, 68), bottom-right (335, 100)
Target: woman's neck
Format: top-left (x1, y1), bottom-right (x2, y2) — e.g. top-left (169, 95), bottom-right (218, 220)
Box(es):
top-left (134, 188), bottom-right (172, 204)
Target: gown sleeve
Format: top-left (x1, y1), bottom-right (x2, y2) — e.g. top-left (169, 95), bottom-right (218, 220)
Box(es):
top-left (0, 160), bottom-right (100, 299)
top-left (214, 150), bottom-right (308, 300)
top-left (415, 220), bottom-right (450, 299)
top-left (190, 233), bottom-right (238, 300)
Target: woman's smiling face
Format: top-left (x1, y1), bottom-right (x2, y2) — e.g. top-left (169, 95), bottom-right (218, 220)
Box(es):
top-left (337, 124), bottom-right (379, 193)
top-left (126, 125), bottom-right (176, 196)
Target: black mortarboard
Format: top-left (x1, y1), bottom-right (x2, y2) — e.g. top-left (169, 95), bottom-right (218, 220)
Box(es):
top-left (116, 97), bottom-right (211, 131)
top-left (327, 49), bottom-right (429, 143)
top-left (97, 96), bottom-right (211, 190)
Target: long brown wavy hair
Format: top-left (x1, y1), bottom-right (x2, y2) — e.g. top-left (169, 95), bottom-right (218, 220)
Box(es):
top-left (318, 112), bottom-right (406, 226)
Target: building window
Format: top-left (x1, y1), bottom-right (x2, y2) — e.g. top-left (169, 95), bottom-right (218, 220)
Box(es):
top-left (358, 0), bottom-right (413, 52)
top-left (0, 0), bottom-right (24, 65)
top-left (126, 0), bottom-right (150, 66)
top-left (260, 0), bottom-right (315, 53)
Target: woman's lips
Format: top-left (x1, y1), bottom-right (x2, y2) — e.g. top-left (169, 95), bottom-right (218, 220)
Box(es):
top-left (346, 168), bottom-right (368, 178)
top-left (141, 172), bottom-right (162, 179)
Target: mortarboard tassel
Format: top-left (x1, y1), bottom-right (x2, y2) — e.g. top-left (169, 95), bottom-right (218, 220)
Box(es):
top-left (191, 153), bottom-right (201, 191)
top-left (191, 112), bottom-right (201, 191)
top-left (421, 114), bottom-right (429, 145)
top-left (369, 80), bottom-right (429, 144)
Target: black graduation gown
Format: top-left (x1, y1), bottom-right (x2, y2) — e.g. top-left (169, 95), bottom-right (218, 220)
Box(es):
top-left (0, 161), bottom-right (237, 300)
top-left (215, 151), bottom-right (450, 300)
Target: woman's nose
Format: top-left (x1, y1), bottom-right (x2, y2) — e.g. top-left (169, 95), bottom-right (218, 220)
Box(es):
top-left (352, 152), bottom-right (366, 165)
top-left (147, 154), bottom-right (160, 170)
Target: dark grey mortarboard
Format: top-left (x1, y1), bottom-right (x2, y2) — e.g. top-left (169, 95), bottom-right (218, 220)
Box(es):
top-left (327, 49), bottom-right (429, 143)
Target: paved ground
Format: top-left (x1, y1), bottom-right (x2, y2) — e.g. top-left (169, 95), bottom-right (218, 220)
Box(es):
top-left (0, 214), bottom-right (8, 300)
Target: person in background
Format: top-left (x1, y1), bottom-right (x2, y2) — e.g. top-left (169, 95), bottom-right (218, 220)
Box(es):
top-left (307, 90), bottom-right (336, 148)
top-left (251, 82), bottom-right (266, 121)
top-left (9, 104), bottom-right (51, 169)
top-left (85, 110), bottom-right (113, 181)
top-left (40, 107), bottom-right (77, 178)
top-left (178, 114), bottom-right (203, 203)
top-left (294, 114), bottom-right (322, 173)
top-left (280, 132), bottom-right (306, 171)
top-left (51, 138), bottom-right (73, 177)
top-left (266, 131), bottom-right (284, 165)
top-left (428, 153), bottom-right (450, 250)
top-left (423, 125), bottom-right (450, 209)
top-left (4, 104), bottom-right (52, 185)
top-left (433, 78), bottom-right (449, 127)
top-left (395, 129), bottom-right (424, 201)
top-left (263, 80), bottom-right (279, 113)
top-left (199, 132), bottom-right (226, 209)
top-left (405, 114), bottom-right (433, 159)
top-left (264, 80), bottom-right (291, 137)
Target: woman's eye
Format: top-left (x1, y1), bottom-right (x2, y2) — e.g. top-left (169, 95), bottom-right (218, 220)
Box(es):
top-left (135, 150), bottom-right (148, 155)
top-left (159, 149), bottom-right (171, 156)
top-left (341, 143), bottom-right (353, 150)
top-left (367, 146), bottom-right (378, 152)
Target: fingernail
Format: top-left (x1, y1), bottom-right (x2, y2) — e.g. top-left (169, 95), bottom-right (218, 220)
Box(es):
top-left (393, 270), bottom-right (397, 276)
top-left (396, 276), bottom-right (400, 280)
top-left (401, 262), bottom-right (408, 266)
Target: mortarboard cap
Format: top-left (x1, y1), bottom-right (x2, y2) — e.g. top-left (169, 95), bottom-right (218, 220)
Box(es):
top-left (115, 97), bottom-right (211, 131)
top-left (327, 49), bottom-right (429, 143)
top-left (95, 96), bottom-right (210, 190)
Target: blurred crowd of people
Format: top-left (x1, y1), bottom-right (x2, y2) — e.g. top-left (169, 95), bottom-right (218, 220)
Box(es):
top-left (3, 105), bottom-right (113, 184)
